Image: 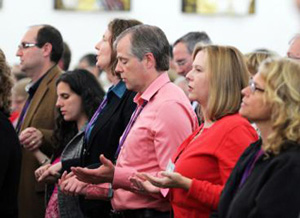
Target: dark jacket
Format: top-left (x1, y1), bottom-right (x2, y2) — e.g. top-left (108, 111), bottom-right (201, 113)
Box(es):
top-left (0, 111), bottom-right (22, 218)
top-left (213, 139), bottom-right (300, 218)
top-left (80, 86), bottom-right (136, 218)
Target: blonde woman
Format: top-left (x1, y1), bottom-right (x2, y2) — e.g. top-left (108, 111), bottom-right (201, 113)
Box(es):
top-left (215, 58), bottom-right (300, 218)
top-left (131, 45), bottom-right (258, 218)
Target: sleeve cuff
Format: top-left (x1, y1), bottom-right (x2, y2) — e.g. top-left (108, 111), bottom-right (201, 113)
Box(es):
top-left (85, 183), bottom-right (113, 200)
top-left (112, 166), bottom-right (136, 190)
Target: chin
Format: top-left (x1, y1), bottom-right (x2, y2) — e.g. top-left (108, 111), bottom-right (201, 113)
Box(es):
top-left (63, 116), bottom-right (70, 121)
top-left (188, 95), bottom-right (196, 102)
top-left (239, 109), bottom-right (248, 119)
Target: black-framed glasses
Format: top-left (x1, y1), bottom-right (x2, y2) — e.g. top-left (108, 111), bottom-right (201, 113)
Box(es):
top-left (249, 78), bottom-right (265, 93)
top-left (18, 42), bottom-right (39, 50)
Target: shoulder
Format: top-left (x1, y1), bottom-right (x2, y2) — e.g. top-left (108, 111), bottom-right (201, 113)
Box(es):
top-left (0, 112), bottom-right (20, 143)
top-left (153, 82), bottom-right (191, 109)
top-left (44, 65), bottom-right (62, 86)
top-left (158, 82), bottom-right (188, 99)
top-left (271, 142), bottom-right (300, 166)
top-left (0, 111), bottom-right (11, 128)
top-left (215, 114), bottom-right (253, 133)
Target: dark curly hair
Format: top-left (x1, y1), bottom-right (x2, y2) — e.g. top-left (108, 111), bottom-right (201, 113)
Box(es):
top-left (53, 69), bottom-right (105, 154)
top-left (0, 49), bottom-right (14, 117)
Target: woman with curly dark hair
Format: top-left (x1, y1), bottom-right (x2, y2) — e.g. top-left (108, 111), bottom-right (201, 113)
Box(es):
top-left (34, 69), bottom-right (105, 218)
top-left (0, 48), bottom-right (22, 218)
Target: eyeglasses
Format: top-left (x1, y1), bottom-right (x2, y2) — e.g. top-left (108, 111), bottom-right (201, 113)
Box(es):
top-left (249, 78), bottom-right (265, 93)
top-left (176, 59), bottom-right (187, 66)
top-left (18, 42), bottom-right (38, 50)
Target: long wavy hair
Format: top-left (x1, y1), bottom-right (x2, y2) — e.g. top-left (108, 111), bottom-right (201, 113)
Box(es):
top-left (0, 49), bottom-right (13, 117)
top-left (260, 58), bottom-right (300, 154)
top-left (53, 69), bottom-right (105, 154)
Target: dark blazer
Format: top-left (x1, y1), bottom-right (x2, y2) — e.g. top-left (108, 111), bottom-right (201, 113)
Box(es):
top-left (80, 85), bottom-right (136, 218)
top-left (0, 111), bottom-right (22, 218)
top-left (213, 139), bottom-right (300, 218)
top-left (18, 65), bottom-right (62, 218)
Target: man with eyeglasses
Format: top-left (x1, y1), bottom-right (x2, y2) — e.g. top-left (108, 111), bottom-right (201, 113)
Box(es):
top-left (173, 32), bottom-right (211, 122)
top-left (173, 32), bottom-right (211, 77)
top-left (287, 34), bottom-right (300, 61)
top-left (16, 24), bottom-right (63, 218)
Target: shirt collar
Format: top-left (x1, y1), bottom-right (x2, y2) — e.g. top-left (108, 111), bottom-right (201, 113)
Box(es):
top-left (134, 72), bottom-right (170, 106)
top-left (107, 80), bottom-right (126, 99)
top-left (26, 65), bottom-right (56, 97)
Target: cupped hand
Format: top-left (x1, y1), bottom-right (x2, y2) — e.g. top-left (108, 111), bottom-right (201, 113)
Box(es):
top-left (72, 154), bottom-right (115, 184)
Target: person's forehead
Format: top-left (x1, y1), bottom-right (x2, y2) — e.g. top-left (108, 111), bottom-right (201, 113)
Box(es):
top-left (22, 26), bottom-right (40, 41)
top-left (173, 42), bottom-right (189, 53)
top-left (116, 35), bottom-right (131, 53)
top-left (290, 37), bottom-right (300, 48)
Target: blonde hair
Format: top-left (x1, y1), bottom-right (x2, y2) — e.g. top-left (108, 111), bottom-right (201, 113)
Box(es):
top-left (0, 49), bottom-right (13, 117)
top-left (245, 51), bottom-right (278, 76)
top-left (259, 58), bottom-right (300, 155)
top-left (193, 45), bottom-right (249, 121)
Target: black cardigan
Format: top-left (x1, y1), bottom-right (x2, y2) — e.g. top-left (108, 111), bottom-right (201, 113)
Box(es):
top-left (213, 139), bottom-right (300, 218)
top-left (0, 111), bottom-right (22, 218)
top-left (79, 88), bottom-right (136, 218)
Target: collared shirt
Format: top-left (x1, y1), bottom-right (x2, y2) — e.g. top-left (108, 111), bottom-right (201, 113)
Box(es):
top-left (109, 80), bottom-right (127, 99)
top-left (27, 70), bottom-right (48, 98)
top-left (112, 73), bottom-right (198, 211)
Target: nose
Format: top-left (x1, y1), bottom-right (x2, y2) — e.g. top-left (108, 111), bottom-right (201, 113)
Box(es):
top-left (186, 69), bottom-right (193, 82)
top-left (16, 47), bottom-right (22, 57)
top-left (241, 86), bottom-right (250, 96)
top-left (115, 61), bottom-right (123, 74)
top-left (55, 98), bottom-right (62, 108)
top-left (95, 40), bottom-right (101, 50)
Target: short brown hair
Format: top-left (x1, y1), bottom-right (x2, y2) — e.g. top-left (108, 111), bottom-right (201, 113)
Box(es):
top-left (193, 45), bottom-right (249, 121)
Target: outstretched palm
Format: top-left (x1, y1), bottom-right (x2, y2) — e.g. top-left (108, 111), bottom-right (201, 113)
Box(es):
top-left (72, 154), bottom-right (115, 184)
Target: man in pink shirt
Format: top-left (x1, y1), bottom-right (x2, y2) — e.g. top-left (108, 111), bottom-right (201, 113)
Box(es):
top-left (62, 25), bottom-right (198, 218)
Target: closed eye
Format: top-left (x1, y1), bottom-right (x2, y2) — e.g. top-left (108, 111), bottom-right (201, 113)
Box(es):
top-left (60, 94), bottom-right (69, 99)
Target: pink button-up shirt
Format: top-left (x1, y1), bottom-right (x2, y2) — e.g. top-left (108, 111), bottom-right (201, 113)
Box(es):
top-left (111, 73), bottom-right (198, 211)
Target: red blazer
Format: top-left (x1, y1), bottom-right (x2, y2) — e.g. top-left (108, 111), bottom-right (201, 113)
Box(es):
top-left (170, 114), bottom-right (258, 218)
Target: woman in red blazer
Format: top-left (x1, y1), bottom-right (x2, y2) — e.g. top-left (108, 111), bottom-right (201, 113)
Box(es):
top-left (131, 45), bottom-right (258, 218)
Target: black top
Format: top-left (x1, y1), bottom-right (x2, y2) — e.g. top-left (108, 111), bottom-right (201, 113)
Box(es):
top-left (0, 111), bottom-right (22, 218)
top-left (213, 139), bottom-right (300, 218)
top-left (79, 84), bottom-right (136, 218)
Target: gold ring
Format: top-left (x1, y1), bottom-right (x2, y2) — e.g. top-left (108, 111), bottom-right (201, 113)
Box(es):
top-left (31, 140), bottom-right (35, 145)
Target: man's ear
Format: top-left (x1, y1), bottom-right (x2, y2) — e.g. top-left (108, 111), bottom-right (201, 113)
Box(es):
top-left (143, 53), bottom-right (156, 69)
top-left (42, 43), bottom-right (53, 59)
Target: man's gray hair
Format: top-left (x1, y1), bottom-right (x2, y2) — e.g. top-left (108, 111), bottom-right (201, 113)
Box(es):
top-left (114, 24), bottom-right (170, 72)
top-left (174, 31), bottom-right (211, 54)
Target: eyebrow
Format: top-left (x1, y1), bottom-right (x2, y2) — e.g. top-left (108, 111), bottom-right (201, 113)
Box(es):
top-left (253, 80), bottom-right (264, 89)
